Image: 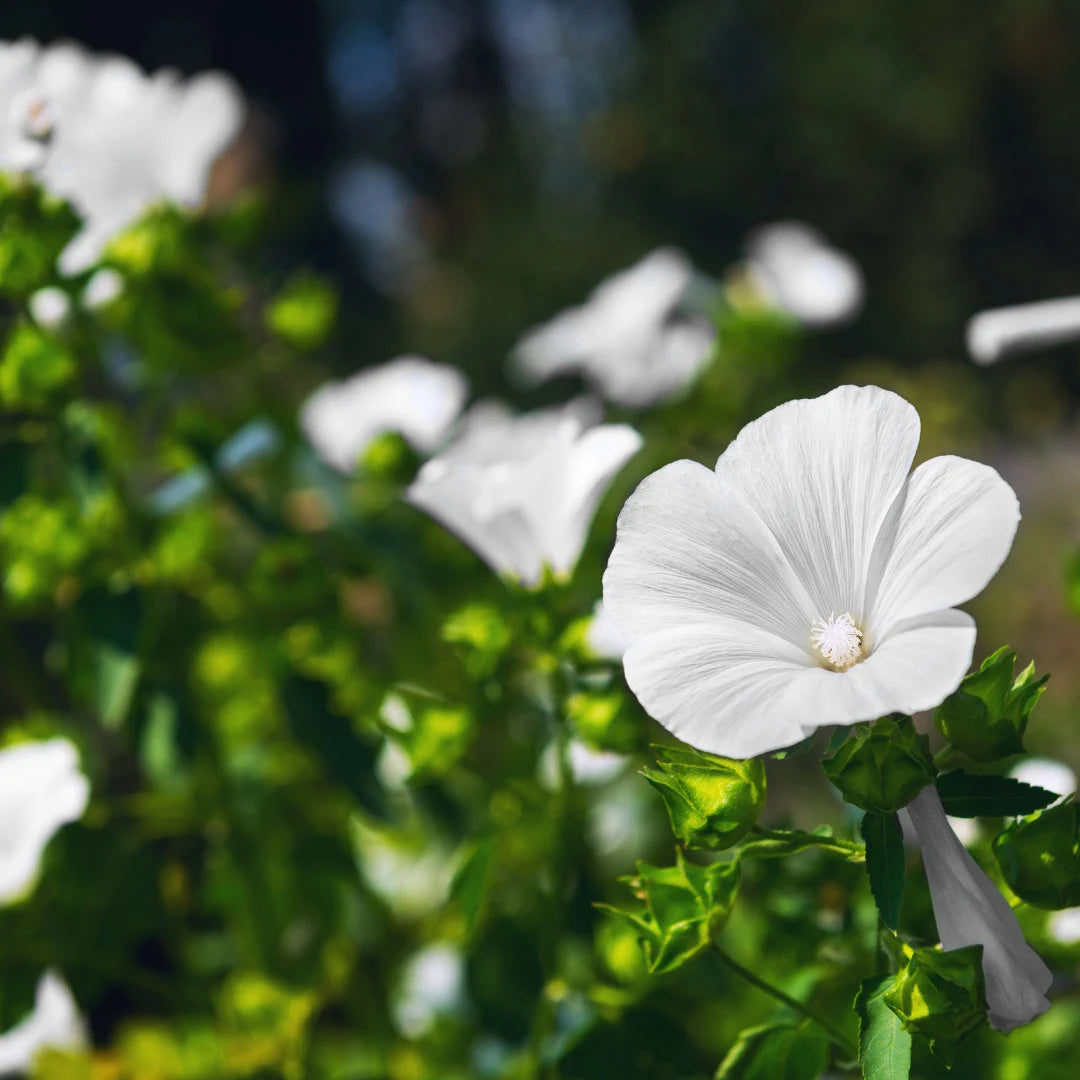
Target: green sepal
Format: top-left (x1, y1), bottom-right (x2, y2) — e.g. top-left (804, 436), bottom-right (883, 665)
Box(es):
top-left (822, 715), bottom-right (934, 814)
top-left (934, 647), bottom-right (1048, 763)
top-left (883, 945), bottom-right (987, 1064)
top-left (642, 746), bottom-right (766, 850)
top-left (992, 800), bottom-right (1080, 909)
top-left (597, 848), bottom-right (740, 974)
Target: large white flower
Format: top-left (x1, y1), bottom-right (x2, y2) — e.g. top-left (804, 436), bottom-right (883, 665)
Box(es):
top-left (0, 738), bottom-right (90, 904)
top-left (0, 970), bottom-right (87, 1075)
top-left (745, 222), bottom-right (863, 327)
top-left (604, 385), bottom-right (1019, 758)
top-left (0, 37), bottom-right (243, 275)
top-left (902, 785), bottom-right (1051, 1031)
top-left (301, 356), bottom-right (468, 473)
top-left (408, 399), bottom-right (642, 586)
top-left (966, 296), bottom-right (1080, 365)
top-left (510, 248), bottom-right (716, 407)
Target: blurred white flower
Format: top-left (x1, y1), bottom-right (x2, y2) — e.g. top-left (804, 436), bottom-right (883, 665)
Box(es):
top-left (1009, 756), bottom-right (1077, 799)
top-left (28, 286), bottom-right (71, 329)
top-left (585, 600), bottom-right (627, 660)
top-left (745, 222), bottom-right (863, 327)
top-left (966, 296), bottom-right (1080, 365)
top-left (604, 385), bottom-right (1018, 758)
top-left (946, 815), bottom-right (979, 848)
top-left (1048, 906), bottom-right (1080, 945)
top-left (538, 736), bottom-right (628, 789)
top-left (393, 943), bottom-right (467, 1038)
top-left (81, 267), bottom-right (124, 310)
top-left (0, 37), bottom-right (243, 275)
top-left (510, 248), bottom-right (716, 407)
top-left (0, 738), bottom-right (89, 905)
top-left (0, 970), bottom-right (87, 1075)
top-left (902, 785), bottom-right (1051, 1031)
top-left (407, 399), bottom-right (642, 586)
top-left (301, 356), bottom-right (468, 473)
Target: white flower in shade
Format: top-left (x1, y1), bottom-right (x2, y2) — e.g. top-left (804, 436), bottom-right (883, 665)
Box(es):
top-left (0, 738), bottom-right (89, 904)
top-left (0, 38), bottom-right (243, 275)
top-left (745, 222), bottom-right (863, 327)
top-left (902, 785), bottom-right (1051, 1031)
top-left (0, 970), bottom-right (87, 1075)
top-left (603, 385), bottom-right (1019, 758)
top-left (1009, 757), bottom-right (1077, 799)
top-left (510, 248), bottom-right (716, 407)
top-left (585, 600), bottom-right (627, 660)
top-left (301, 356), bottom-right (468, 473)
top-left (407, 399), bottom-right (642, 586)
top-left (393, 943), bottom-right (467, 1038)
top-left (966, 296), bottom-right (1080, 365)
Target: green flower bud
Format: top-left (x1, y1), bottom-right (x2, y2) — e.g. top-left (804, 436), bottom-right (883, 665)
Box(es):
top-left (884, 945), bottom-right (987, 1063)
top-left (992, 801), bottom-right (1080, 909)
top-left (597, 849), bottom-right (740, 974)
top-left (641, 746), bottom-right (765, 850)
top-left (934, 646), bottom-right (1048, 763)
top-left (822, 715), bottom-right (934, 814)
top-left (265, 271), bottom-right (338, 351)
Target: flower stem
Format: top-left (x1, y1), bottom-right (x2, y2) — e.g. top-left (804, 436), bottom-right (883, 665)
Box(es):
top-left (711, 942), bottom-right (857, 1059)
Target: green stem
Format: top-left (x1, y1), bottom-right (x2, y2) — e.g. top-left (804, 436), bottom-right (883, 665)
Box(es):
top-left (749, 825), bottom-right (865, 861)
top-left (711, 943), bottom-right (857, 1059)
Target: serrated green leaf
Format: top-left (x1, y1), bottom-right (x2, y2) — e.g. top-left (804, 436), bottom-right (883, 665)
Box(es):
top-left (861, 812), bottom-right (905, 930)
top-left (854, 974), bottom-right (911, 1080)
top-left (715, 1022), bottom-right (829, 1080)
top-left (937, 770), bottom-right (1057, 817)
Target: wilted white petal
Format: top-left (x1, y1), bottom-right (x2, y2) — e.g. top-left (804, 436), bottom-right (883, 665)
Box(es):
top-left (408, 400), bottom-right (641, 586)
top-left (28, 287), bottom-right (71, 329)
top-left (0, 970), bottom-right (86, 1075)
top-left (302, 356), bottom-right (468, 472)
top-left (1009, 757), bottom-right (1077, 798)
top-left (967, 296), bottom-right (1080, 365)
top-left (865, 455), bottom-right (1019, 639)
top-left (393, 943), bottom-right (466, 1037)
top-left (746, 222), bottom-right (863, 327)
top-left (585, 600), bottom-right (627, 660)
top-left (511, 248), bottom-right (716, 407)
top-left (0, 739), bottom-right (90, 905)
top-left (903, 785), bottom-right (1051, 1032)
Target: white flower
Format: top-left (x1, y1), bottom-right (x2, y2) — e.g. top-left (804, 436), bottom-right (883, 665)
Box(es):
top-left (1009, 757), bottom-right (1077, 799)
top-left (966, 296), bottom-right (1080, 365)
top-left (0, 38), bottom-right (243, 275)
top-left (81, 268), bottom-right (124, 310)
top-left (745, 222), bottom-right (863, 327)
top-left (585, 600), bottom-right (627, 660)
top-left (510, 248), bottom-right (716, 407)
top-left (301, 356), bottom-right (468, 473)
top-left (28, 286), bottom-right (71, 329)
top-left (393, 943), bottom-right (467, 1037)
top-left (0, 970), bottom-right (87, 1075)
top-left (407, 399), bottom-right (642, 586)
top-left (902, 785), bottom-right (1051, 1031)
top-left (603, 385), bottom-right (1019, 758)
top-left (1048, 907), bottom-right (1080, 945)
top-left (538, 737), bottom-right (628, 788)
top-left (0, 738), bottom-right (90, 904)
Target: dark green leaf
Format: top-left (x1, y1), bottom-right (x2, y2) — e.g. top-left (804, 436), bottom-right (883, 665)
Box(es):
top-left (937, 770), bottom-right (1058, 817)
top-left (451, 836), bottom-right (495, 939)
top-left (854, 974), bottom-right (911, 1080)
top-left (861, 812), bottom-right (905, 930)
top-left (716, 1022), bottom-right (829, 1080)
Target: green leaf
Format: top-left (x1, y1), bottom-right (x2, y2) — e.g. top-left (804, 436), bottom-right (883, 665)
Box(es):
top-left (715, 1022), bottom-right (829, 1080)
top-left (451, 837), bottom-right (495, 939)
top-left (854, 974), bottom-right (911, 1080)
top-left (861, 812), bottom-right (905, 930)
top-left (936, 770), bottom-right (1058, 817)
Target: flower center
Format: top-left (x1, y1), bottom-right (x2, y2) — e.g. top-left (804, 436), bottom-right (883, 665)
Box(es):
top-left (811, 612), bottom-right (864, 671)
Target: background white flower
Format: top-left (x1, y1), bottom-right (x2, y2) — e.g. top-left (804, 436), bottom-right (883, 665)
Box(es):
top-left (745, 221), bottom-right (864, 327)
top-left (966, 296), bottom-right (1080, 365)
top-left (407, 399), bottom-right (642, 586)
top-left (902, 785), bottom-right (1051, 1031)
top-left (0, 970), bottom-right (87, 1075)
top-left (604, 385), bottom-right (1019, 758)
top-left (1009, 756), bottom-right (1077, 799)
top-left (0, 738), bottom-right (89, 905)
top-left (392, 943), bottom-right (467, 1038)
top-left (510, 248), bottom-right (716, 407)
top-left (585, 599), bottom-right (628, 660)
top-left (0, 37), bottom-right (244, 275)
top-left (301, 356), bottom-right (468, 473)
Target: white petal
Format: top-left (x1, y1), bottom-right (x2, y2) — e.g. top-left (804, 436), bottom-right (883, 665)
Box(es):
top-left (966, 296), bottom-right (1080, 365)
top-left (0, 970), bottom-right (86, 1074)
top-left (866, 455), bottom-right (1019, 638)
top-left (713, 385), bottom-right (920, 619)
top-left (604, 459), bottom-right (818, 651)
top-left (904, 786), bottom-right (1051, 1032)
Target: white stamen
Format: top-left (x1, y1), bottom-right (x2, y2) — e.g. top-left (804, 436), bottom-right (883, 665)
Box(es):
top-left (811, 612), bottom-right (863, 670)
